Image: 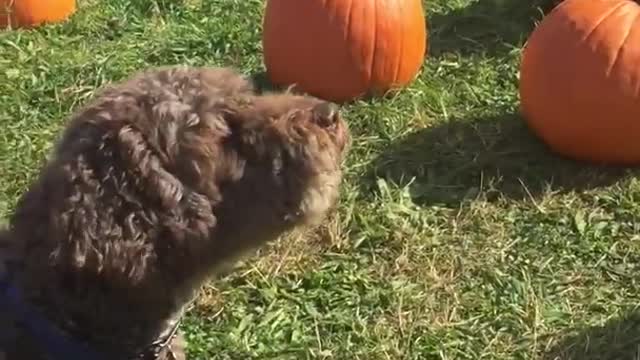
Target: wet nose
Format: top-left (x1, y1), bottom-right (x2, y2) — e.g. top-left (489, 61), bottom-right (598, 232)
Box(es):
top-left (312, 102), bottom-right (340, 127)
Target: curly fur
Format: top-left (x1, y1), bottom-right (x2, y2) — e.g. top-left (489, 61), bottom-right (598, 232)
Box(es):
top-left (0, 65), bottom-right (350, 359)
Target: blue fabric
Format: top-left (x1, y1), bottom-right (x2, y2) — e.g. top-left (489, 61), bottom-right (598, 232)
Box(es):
top-left (0, 274), bottom-right (106, 360)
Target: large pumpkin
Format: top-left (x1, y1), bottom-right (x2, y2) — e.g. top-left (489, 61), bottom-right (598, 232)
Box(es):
top-left (519, 0), bottom-right (640, 165)
top-left (262, 0), bottom-right (427, 103)
top-left (0, 0), bottom-right (76, 29)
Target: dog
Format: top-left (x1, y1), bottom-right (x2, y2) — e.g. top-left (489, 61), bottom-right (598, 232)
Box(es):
top-left (0, 65), bottom-right (350, 359)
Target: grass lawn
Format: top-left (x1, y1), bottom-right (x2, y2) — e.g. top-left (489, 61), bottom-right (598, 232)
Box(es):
top-left (2, 0), bottom-right (640, 359)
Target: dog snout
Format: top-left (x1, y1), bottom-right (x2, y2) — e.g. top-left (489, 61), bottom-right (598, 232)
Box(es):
top-left (312, 102), bottom-right (340, 128)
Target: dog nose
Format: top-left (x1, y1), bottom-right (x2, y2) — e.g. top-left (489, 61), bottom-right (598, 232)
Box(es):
top-left (312, 102), bottom-right (340, 127)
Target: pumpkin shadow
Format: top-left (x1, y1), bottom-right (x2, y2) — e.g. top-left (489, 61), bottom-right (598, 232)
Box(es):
top-left (249, 71), bottom-right (286, 94)
top-left (427, 0), bottom-right (560, 57)
top-left (249, 71), bottom-right (378, 104)
top-left (365, 112), bottom-right (634, 207)
top-left (541, 311), bottom-right (640, 360)
top-left (123, 0), bottom-right (186, 16)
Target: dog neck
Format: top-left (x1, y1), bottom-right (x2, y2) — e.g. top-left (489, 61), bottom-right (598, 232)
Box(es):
top-left (0, 261), bottom-right (184, 360)
top-left (0, 270), bottom-right (108, 359)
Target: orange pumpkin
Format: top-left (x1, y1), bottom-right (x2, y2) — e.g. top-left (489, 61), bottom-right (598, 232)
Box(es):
top-left (262, 0), bottom-right (427, 103)
top-left (0, 0), bottom-right (76, 29)
top-left (519, 0), bottom-right (640, 165)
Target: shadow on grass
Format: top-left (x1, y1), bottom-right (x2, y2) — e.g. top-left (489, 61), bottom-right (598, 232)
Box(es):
top-left (542, 312), bottom-right (640, 360)
top-left (366, 113), bottom-right (633, 207)
top-left (427, 0), bottom-right (561, 57)
top-left (123, 0), bottom-right (187, 16)
top-left (248, 71), bottom-right (389, 104)
top-left (249, 71), bottom-right (374, 104)
top-left (249, 71), bottom-right (283, 94)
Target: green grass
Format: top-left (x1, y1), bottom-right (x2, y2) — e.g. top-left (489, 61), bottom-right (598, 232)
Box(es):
top-left (2, 0), bottom-right (640, 359)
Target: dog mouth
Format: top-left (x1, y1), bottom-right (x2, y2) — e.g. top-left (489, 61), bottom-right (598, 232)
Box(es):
top-left (332, 120), bottom-right (350, 156)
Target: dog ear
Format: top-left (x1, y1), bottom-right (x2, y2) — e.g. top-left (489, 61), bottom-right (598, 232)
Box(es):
top-left (116, 124), bottom-right (216, 227)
